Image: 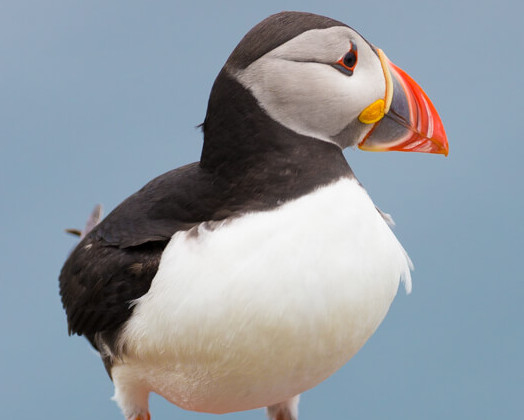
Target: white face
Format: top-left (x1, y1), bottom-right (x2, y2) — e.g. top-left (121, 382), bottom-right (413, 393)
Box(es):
top-left (232, 26), bottom-right (386, 148)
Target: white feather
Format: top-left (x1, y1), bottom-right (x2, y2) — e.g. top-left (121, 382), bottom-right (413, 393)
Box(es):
top-left (112, 177), bottom-right (412, 416)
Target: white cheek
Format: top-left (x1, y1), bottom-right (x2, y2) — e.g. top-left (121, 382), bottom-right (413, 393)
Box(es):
top-left (235, 54), bottom-right (386, 144)
top-left (236, 59), bottom-right (346, 142)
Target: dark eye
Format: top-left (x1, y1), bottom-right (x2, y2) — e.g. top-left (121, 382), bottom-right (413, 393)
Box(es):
top-left (333, 41), bottom-right (358, 76)
top-left (343, 50), bottom-right (357, 68)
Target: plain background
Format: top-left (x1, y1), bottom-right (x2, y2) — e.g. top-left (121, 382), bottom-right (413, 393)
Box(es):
top-left (1, 0), bottom-right (522, 419)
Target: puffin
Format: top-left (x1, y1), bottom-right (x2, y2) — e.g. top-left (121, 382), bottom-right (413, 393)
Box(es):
top-left (60, 11), bottom-right (448, 420)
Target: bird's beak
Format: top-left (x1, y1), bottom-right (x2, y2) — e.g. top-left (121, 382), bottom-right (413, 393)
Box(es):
top-left (358, 49), bottom-right (448, 156)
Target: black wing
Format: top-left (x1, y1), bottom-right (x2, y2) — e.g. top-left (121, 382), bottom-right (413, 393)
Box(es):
top-left (59, 163), bottom-right (231, 347)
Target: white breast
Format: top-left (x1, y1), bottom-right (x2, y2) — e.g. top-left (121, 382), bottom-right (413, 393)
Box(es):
top-left (113, 177), bottom-right (412, 414)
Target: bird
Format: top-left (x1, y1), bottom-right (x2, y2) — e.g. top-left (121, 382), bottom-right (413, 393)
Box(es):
top-left (59, 11), bottom-right (448, 420)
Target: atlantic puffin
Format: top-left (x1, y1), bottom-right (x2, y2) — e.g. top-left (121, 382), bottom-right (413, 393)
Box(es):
top-left (60, 11), bottom-right (448, 420)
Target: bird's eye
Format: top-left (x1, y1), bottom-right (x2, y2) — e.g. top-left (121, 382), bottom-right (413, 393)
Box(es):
top-left (333, 41), bottom-right (358, 76)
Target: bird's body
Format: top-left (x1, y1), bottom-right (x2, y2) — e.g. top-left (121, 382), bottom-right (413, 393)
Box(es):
top-left (60, 11), bottom-right (447, 420)
top-left (111, 176), bottom-right (411, 414)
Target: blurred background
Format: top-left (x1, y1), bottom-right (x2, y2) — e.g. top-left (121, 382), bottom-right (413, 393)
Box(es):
top-left (1, 0), bottom-right (522, 419)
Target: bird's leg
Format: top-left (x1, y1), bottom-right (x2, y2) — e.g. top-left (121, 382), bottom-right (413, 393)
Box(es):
top-left (266, 395), bottom-right (300, 420)
top-left (112, 365), bottom-right (150, 420)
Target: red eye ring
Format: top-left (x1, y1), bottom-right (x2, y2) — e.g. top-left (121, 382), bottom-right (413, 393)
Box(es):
top-left (333, 41), bottom-right (358, 76)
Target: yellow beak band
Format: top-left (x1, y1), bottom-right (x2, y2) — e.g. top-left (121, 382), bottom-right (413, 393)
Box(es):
top-left (358, 48), bottom-right (393, 125)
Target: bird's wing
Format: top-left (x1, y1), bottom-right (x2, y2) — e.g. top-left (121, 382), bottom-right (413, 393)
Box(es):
top-left (59, 163), bottom-right (230, 347)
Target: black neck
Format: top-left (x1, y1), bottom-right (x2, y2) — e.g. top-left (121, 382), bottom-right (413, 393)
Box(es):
top-left (200, 70), bottom-right (353, 203)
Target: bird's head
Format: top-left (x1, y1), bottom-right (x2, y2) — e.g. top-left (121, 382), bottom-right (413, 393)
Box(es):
top-left (217, 11), bottom-right (447, 156)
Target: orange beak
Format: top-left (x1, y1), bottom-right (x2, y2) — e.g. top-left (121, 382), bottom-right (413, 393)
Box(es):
top-left (358, 51), bottom-right (448, 156)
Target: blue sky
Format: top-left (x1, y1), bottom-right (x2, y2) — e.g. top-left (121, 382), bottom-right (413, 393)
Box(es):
top-left (1, 0), bottom-right (522, 419)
